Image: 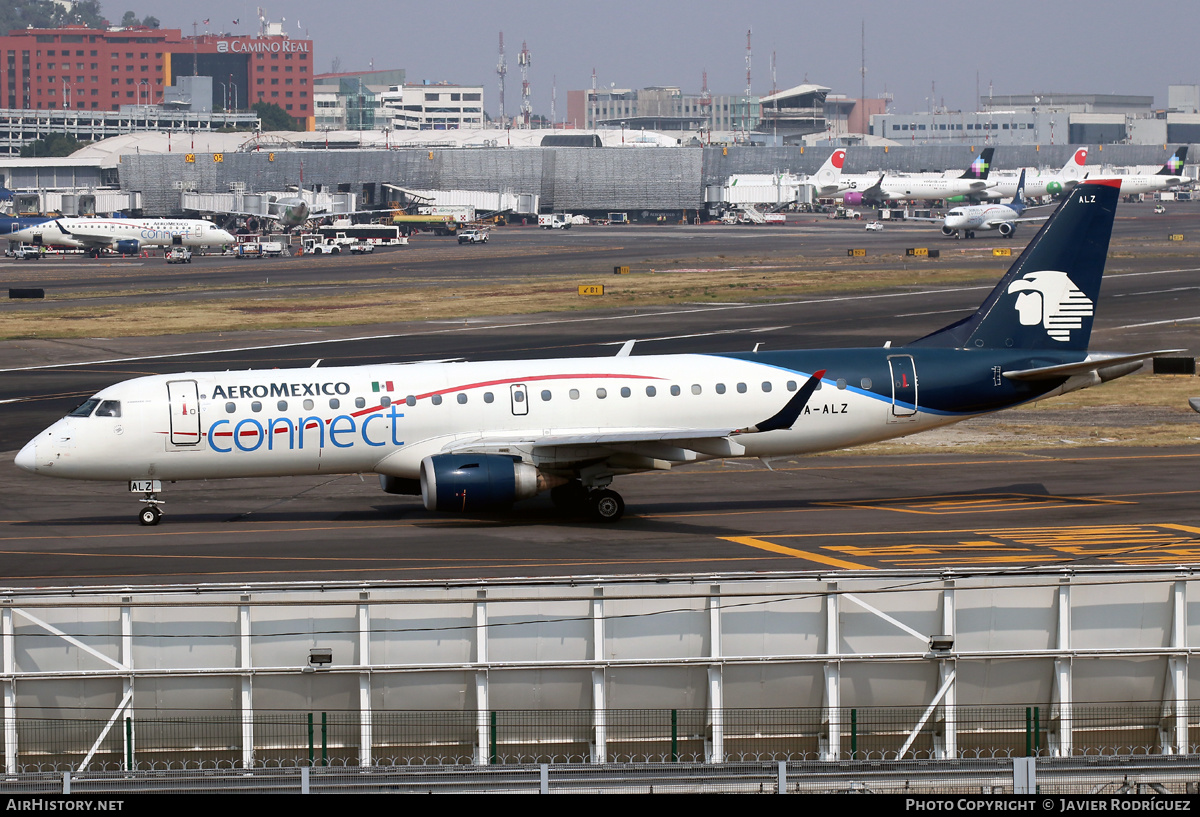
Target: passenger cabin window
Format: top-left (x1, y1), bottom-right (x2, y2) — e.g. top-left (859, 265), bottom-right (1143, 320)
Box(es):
top-left (355, 397), bottom-right (366, 409)
top-left (405, 395), bottom-right (416, 406)
top-left (737, 383), bottom-right (747, 393)
top-left (329, 398), bottom-right (340, 409)
top-left (432, 394), bottom-right (443, 405)
top-left (251, 401), bottom-right (262, 413)
top-left (457, 393), bottom-right (468, 404)
top-left (380, 396), bottom-right (391, 408)
top-left (762, 382), bottom-right (773, 393)
top-left (540, 390), bottom-right (552, 401)
top-left (716, 383), bottom-right (726, 394)
top-left (225, 402), bottom-right (236, 414)
top-left (670, 385), bottom-right (681, 396)
top-left (483, 392), bottom-right (494, 404)
top-left (569, 389), bottom-right (580, 400)
top-left (620, 387), bottom-right (631, 398)
top-left (276, 400), bottom-right (287, 411)
top-left (645, 386), bottom-right (656, 397)
top-left (69, 398), bottom-right (100, 417)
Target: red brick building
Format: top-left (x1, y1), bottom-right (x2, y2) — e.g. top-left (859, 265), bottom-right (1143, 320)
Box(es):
top-left (0, 25), bottom-right (313, 127)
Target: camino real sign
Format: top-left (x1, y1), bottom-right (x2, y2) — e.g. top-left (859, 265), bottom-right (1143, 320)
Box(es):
top-left (216, 40), bottom-right (310, 54)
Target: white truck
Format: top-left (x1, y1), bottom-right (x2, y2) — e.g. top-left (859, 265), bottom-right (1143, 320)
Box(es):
top-left (538, 213), bottom-right (573, 230)
top-left (301, 235), bottom-right (353, 255)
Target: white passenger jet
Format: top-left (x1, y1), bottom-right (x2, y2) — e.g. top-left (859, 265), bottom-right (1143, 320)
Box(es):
top-left (6, 217), bottom-right (236, 257)
top-left (983, 148), bottom-right (1089, 201)
top-left (1088, 146), bottom-right (1189, 197)
top-left (935, 170), bottom-right (1051, 239)
top-left (841, 148), bottom-right (995, 205)
top-left (15, 180), bottom-right (1177, 525)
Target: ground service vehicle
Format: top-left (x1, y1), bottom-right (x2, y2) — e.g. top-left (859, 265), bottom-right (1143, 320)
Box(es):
top-left (457, 229), bottom-right (489, 244)
top-left (165, 247), bottom-right (192, 263)
top-left (538, 213), bottom-right (572, 230)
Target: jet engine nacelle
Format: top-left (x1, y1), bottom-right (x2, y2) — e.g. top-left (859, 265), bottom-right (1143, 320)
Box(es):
top-left (997, 222), bottom-right (1016, 238)
top-left (419, 453), bottom-right (543, 512)
top-left (115, 239), bottom-right (140, 255)
top-left (1046, 181), bottom-right (1063, 196)
top-left (843, 192), bottom-right (863, 206)
top-left (941, 225), bottom-right (957, 238)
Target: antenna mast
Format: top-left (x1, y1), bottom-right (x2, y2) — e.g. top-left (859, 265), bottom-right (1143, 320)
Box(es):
top-left (496, 33), bottom-right (507, 128)
top-left (518, 40), bottom-right (531, 128)
top-left (745, 29), bottom-right (752, 97)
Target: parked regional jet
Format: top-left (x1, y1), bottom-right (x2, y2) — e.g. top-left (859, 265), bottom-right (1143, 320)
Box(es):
top-left (1088, 146), bottom-right (1189, 197)
top-left (6, 217), bottom-right (236, 257)
top-left (842, 148), bottom-right (995, 205)
top-left (935, 170), bottom-right (1051, 239)
top-left (15, 180), bottom-right (1176, 525)
top-left (983, 148), bottom-right (1089, 201)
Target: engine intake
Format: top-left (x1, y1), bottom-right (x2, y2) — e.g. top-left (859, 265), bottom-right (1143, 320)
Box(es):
top-left (420, 453), bottom-right (544, 512)
top-left (998, 222), bottom-right (1015, 238)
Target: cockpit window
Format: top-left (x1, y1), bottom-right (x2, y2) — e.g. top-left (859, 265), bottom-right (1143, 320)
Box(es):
top-left (68, 399), bottom-right (100, 417)
top-left (94, 400), bottom-right (121, 417)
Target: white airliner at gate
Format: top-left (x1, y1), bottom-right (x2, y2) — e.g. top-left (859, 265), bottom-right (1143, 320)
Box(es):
top-left (2, 567), bottom-right (1199, 770)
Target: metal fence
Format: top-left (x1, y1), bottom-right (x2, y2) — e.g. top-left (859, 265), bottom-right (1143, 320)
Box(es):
top-left (3, 756), bottom-right (1200, 794)
top-left (5, 705), bottom-right (1198, 772)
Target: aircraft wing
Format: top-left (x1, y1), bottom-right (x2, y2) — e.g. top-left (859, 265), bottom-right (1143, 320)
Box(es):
top-left (436, 371), bottom-right (826, 466)
top-left (53, 220), bottom-right (115, 248)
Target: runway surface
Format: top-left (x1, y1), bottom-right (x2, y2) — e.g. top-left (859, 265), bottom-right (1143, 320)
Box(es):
top-left (0, 205), bottom-right (1196, 587)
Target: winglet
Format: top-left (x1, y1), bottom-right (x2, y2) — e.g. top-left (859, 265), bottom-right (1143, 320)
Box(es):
top-left (736, 370), bottom-right (825, 434)
top-left (616, 340), bottom-right (636, 357)
top-left (54, 219), bottom-right (72, 236)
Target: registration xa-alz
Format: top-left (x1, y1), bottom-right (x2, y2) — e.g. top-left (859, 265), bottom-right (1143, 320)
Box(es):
top-left (15, 180), bottom-right (1175, 524)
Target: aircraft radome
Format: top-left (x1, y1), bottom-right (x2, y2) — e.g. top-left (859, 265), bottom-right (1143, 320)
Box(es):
top-left (14, 180), bottom-right (1178, 525)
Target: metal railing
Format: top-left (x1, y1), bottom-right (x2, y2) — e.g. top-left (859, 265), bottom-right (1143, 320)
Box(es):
top-left (4, 704), bottom-right (1196, 772)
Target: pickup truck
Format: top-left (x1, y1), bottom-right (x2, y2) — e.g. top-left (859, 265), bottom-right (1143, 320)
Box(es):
top-left (457, 229), bottom-right (489, 244)
top-left (349, 241), bottom-right (374, 254)
top-left (165, 247), bottom-right (193, 263)
top-left (7, 244), bottom-right (42, 260)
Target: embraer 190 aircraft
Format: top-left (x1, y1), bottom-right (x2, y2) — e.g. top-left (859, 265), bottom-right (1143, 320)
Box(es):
top-left (15, 180), bottom-right (1175, 525)
top-left (5, 217), bottom-right (235, 257)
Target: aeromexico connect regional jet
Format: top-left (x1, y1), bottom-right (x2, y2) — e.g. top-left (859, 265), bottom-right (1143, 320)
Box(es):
top-left (15, 180), bottom-right (1178, 525)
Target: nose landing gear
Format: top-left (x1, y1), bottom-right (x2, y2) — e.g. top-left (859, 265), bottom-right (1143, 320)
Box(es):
top-left (133, 481), bottom-right (164, 526)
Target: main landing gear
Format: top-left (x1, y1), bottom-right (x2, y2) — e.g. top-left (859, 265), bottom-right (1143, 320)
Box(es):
top-left (138, 489), bottom-right (164, 526)
top-left (550, 480), bottom-right (626, 522)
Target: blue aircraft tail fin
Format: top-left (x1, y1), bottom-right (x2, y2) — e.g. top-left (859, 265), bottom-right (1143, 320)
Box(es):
top-left (910, 179), bottom-right (1120, 352)
top-left (1010, 169), bottom-right (1027, 213)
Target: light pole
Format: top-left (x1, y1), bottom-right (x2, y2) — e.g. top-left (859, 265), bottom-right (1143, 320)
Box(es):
top-left (138, 79), bottom-right (149, 114)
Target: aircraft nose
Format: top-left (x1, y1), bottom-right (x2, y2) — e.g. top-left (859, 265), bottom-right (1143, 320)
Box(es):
top-left (14, 439), bottom-right (37, 473)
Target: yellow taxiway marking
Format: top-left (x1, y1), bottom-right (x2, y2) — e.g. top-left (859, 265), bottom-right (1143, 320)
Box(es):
top-left (721, 536), bottom-right (873, 570)
top-left (819, 492), bottom-right (1130, 515)
top-left (721, 524), bottom-right (1200, 569)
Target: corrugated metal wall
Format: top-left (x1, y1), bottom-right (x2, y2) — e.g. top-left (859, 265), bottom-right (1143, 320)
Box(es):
top-left (116, 143), bottom-right (1196, 216)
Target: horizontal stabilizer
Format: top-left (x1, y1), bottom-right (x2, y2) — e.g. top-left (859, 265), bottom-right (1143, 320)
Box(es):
top-left (1003, 350), bottom-right (1184, 381)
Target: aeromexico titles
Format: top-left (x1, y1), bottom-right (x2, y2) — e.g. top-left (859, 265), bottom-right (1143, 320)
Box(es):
top-left (1, 215), bottom-right (234, 256)
top-left (15, 179), bottom-right (1179, 525)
